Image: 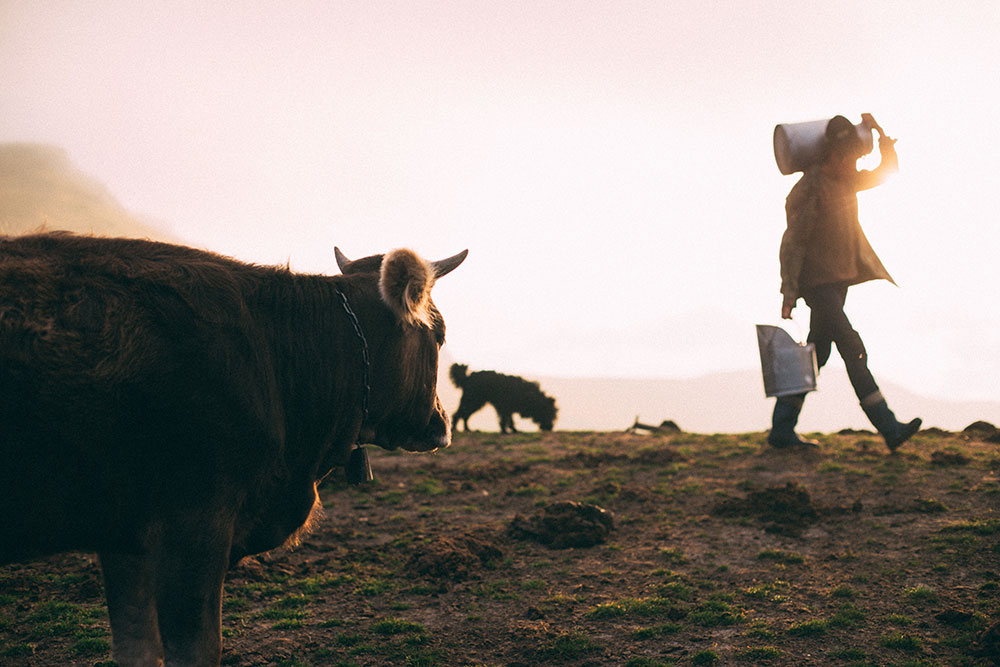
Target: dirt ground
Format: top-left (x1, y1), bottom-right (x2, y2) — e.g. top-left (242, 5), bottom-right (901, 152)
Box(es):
top-left (2, 425), bottom-right (999, 666)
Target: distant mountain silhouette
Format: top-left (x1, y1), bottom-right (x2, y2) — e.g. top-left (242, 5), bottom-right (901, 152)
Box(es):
top-left (0, 143), bottom-right (173, 240)
top-left (438, 353), bottom-right (999, 434)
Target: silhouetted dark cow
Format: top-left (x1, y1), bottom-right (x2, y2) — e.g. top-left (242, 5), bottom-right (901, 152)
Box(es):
top-left (0, 232), bottom-right (466, 666)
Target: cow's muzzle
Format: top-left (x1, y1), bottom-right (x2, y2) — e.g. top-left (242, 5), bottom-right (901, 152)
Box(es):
top-left (364, 406), bottom-right (451, 453)
top-left (400, 410), bottom-right (451, 452)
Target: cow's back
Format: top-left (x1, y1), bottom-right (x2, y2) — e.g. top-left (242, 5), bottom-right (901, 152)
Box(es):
top-left (0, 234), bottom-right (277, 561)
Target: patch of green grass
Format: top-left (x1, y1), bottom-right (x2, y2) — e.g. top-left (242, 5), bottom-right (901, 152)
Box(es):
top-left (904, 585), bottom-right (938, 604)
top-left (742, 580), bottom-right (788, 602)
top-left (411, 478), bottom-right (448, 496)
top-left (656, 581), bottom-right (694, 601)
top-left (756, 549), bottom-right (805, 565)
top-left (688, 599), bottom-right (743, 627)
top-left (587, 597), bottom-right (680, 620)
top-left (377, 489), bottom-right (407, 504)
top-left (258, 607), bottom-right (307, 622)
top-left (67, 637), bottom-right (109, 656)
top-left (743, 620), bottom-right (777, 640)
top-left (829, 602), bottom-right (866, 628)
top-left (659, 547), bottom-right (688, 564)
top-left (295, 573), bottom-right (356, 593)
top-left (657, 462), bottom-right (688, 477)
top-left (817, 462), bottom-right (871, 477)
top-left (24, 601), bottom-right (103, 640)
top-left (1, 644), bottom-right (36, 659)
top-left (785, 618), bottom-right (830, 637)
top-left (405, 583), bottom-right (442, 596)
top-left (237, 581), bottom-right (284, 596)
top-left (880, 632), bottom-right (922, 651)
top-left (939, 518), bottom-right (1000, 536)
top-left (629, 622), bottom-right (684, 639)
top-left (520, 579), bottom-right (546, 591)
top-left (885, 613), bottom-right (914, 625)
top-left (829, 584), bottom-right (857, 599)
top-left (513, 483), bottom-right (549, 497)
top-left (224, 595), bottom-right (251, 610)
top-left (370, 617), bottom-right (426, 635)
top-left (335, 631), bottom-right (365, 646)
top-left (536, 631), bottom-right (602, 660)
top-left (472, 580), bottom-right (518, 601)
top-left (358, 578), bottom-right (396, 597)
top-left (786, 618), bottom-right (828, 637)
top-left (276, 594), bottom-right (310, 609)
top-left (691, 649), bottom-right (719, 665)
top-left (27, 600), bottom-right (98, 624)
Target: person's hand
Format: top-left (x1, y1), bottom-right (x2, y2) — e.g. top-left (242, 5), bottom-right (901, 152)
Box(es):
top-left (861, 113), bottom-right (883, 134)
top-left (781, 299), bottom-right (794, 319)
top-left (862, 113), bottom-right (896, 144)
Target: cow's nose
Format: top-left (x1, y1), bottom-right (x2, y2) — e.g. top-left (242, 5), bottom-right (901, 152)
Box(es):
top-left (415, 411), bottom-right (451, 451)
top-left (402, 432), bottom-right (449, 452)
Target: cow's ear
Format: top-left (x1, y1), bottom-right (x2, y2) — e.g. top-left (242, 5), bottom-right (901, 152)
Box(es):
top-left (379, 248), bottom-right (434, 327)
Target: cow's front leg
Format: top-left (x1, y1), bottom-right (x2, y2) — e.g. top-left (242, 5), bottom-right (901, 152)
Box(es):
top-left (155, 525), bottom-right (231, 667)
top-left (100, 550), bottom-right (164, 667)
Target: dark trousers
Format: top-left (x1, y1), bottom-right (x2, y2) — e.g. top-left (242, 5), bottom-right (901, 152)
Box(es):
top-left (802, 284), bottom-right (879, 402)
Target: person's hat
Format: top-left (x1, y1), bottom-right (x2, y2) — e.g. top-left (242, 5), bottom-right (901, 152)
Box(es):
top-left (825, 115), bottom-right (864, 155)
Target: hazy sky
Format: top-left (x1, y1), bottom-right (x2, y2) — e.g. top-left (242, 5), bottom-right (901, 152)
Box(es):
top-left (2, 1), bottom-right (998, 404)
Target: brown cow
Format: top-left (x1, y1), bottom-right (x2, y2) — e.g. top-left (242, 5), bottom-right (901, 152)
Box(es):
top-left (0, 232), bottom-right (466, 666)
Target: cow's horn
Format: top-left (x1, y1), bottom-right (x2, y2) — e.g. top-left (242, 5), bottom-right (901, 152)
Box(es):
top-left (334, 247), bottom-right (351, 273)
top-left (431, 249), bottom-right (468, 279)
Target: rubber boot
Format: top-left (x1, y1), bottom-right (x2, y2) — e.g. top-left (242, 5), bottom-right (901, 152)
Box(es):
top-left (767, 395), bottom-right (819, 449)
top-left (861, 393), bottom-right (922, 453)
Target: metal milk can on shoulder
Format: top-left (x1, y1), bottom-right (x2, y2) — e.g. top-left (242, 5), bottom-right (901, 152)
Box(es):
top-left (773, 117), bottom-right (874, 175)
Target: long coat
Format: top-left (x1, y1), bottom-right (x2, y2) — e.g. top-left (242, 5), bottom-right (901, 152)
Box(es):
top-left (779, 140), bottom-right (898, 304)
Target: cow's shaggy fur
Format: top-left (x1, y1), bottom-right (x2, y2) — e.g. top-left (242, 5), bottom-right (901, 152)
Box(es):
top-left (450, 363), bottom-right (557, 433)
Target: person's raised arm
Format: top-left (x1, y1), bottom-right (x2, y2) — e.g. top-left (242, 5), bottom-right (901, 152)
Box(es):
top-left (858, 113), bottom-right (898, 189)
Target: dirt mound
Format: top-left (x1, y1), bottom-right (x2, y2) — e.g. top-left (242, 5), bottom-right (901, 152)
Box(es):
top-left (567, 451), bottom-right (629, 467)
top-left (838, 427), bottom-right (875, 436)
top-left (508, 501), bottom-right (614, 549)
top-left (633, 446), bottom-right (685, 465)
top-left (963, 421), bottom-right (999, 440)
top-left (971, 619), bottom-right (1000, 663)
top-left (712, 481), bottom-right (819, 536)
top-left (930, 450), bottom-right (972, 466)
top-left (406, 534), bottom-right (503, 581)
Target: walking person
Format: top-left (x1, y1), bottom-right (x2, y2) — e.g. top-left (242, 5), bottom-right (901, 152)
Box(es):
top-left (770, 113), bottom-right (921, 452)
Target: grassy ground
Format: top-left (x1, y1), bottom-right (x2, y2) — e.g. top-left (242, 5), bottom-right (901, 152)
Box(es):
top-left (2, 427), bottom-right (998, 666)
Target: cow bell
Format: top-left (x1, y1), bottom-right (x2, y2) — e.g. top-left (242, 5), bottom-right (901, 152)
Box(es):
top-left (346, 445), bottom-right (374, 485)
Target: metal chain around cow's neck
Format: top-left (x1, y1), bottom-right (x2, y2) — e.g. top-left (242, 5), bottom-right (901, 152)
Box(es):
top-left (336, 286), bottom-right (371, 429)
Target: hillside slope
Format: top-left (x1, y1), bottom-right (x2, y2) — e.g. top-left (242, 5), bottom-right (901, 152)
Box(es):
top-left (0, 143), bottom-right (173, 240)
